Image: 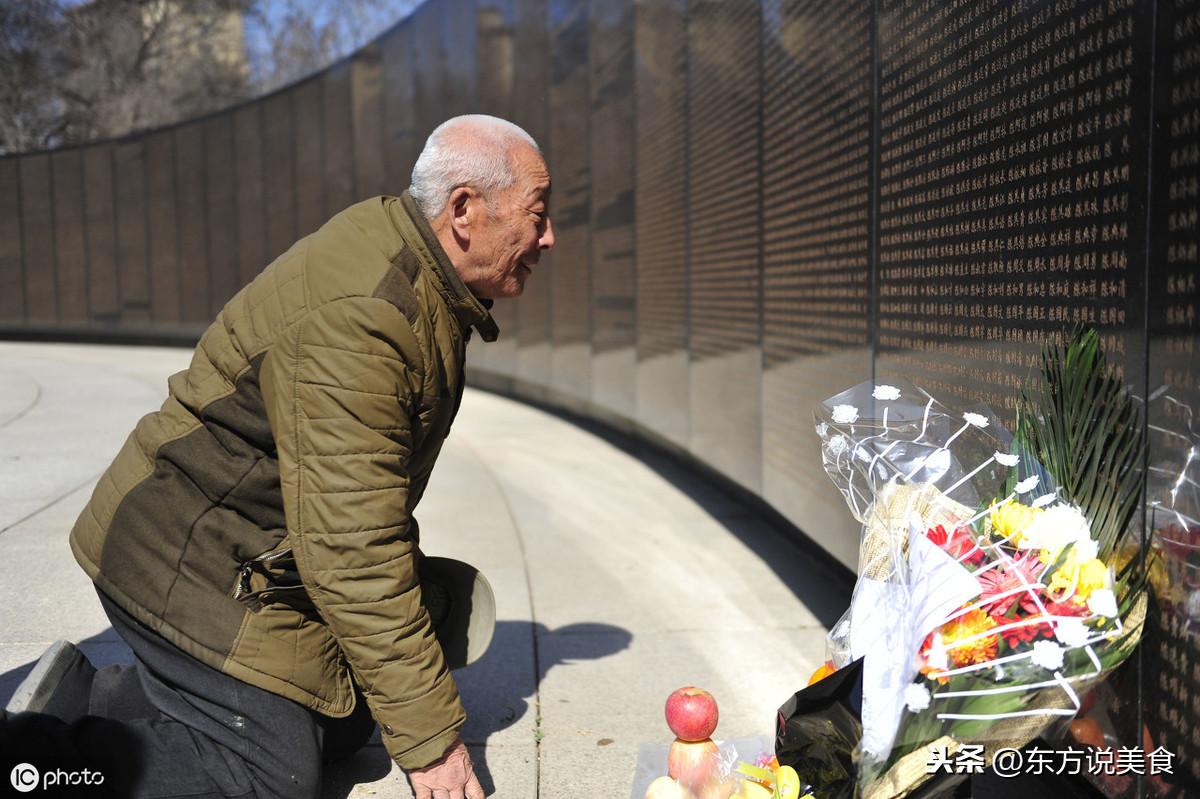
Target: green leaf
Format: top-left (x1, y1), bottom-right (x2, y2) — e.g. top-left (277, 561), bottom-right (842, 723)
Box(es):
top-left (1014, 328), bottom-right (1147, 565)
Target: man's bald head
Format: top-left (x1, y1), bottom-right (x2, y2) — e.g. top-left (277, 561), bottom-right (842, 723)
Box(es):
top-left (410, 115), bottom-right (542, 220)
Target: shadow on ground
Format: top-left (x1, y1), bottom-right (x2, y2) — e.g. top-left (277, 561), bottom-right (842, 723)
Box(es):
top-left (2, 619), bottom-right (632, 799)
top-left (324, 620), bottom-right (632, 797)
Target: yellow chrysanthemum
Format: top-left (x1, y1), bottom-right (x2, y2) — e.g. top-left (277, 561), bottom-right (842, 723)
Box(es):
top-left (940, 608), bottom-right (1000, 667)
top-left (1049, 555), bottom-right (1110, 600)
top-left (990, 501), bottom-right (1041, 545)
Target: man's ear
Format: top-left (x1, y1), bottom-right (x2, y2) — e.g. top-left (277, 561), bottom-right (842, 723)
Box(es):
top-left (448, 186), bottom-right (477, 242)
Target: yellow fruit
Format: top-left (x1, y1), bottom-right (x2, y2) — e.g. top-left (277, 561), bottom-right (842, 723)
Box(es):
top-left (775, 766), bottom-right (801, 799)
top-left (731, 780), bottom-right (773, 799)
top-left (698, 777), bottom-right (739, 799)
top-left (806, 661), bottom-right (836, 686)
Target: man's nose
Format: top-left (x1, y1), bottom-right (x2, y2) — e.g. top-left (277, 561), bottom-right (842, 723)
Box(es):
top-left (540, 217), bottom-right (556, 250)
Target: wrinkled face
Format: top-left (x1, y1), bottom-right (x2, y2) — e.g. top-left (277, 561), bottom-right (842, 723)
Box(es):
top-left (466, 146), bottom-right (555, 298)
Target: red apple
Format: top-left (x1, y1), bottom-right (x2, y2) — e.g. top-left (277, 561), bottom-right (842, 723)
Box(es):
top-left (665, 686), bottom-right (719, 741)
top-left (668, 738), bottom-right (722, 795)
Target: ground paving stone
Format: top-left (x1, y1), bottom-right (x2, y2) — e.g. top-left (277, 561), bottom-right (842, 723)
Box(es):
top-left (0, 343), bottom-right (832, 798)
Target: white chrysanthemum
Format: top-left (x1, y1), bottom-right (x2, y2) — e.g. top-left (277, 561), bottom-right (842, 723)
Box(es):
top-left (1018, 503), bottom-right (1091, 557)
top-left (904, 683), bottom-right (931, 712)
top-left (963, 412), bottom-right (989, 428)
top-left (994, 451), bottom-right (1020, 467)
top-left (1015, 476), bottom-right (1041, 495)
top-left (815, 422), bottom-right (829, 438)
top-left (1072, 536), bottom-right (1099, 562)
top-left (993, 664), bottom-right (1006, 681)
top-left (831, 404), bottom-right (859, 424)
top-left (1031, 492), bottom-right (1057, 508)
top-left (873, 385), bottom-right (901, 401)
top-left (1054, 617), bottom-right (1091, 648)
top-left (1088, 588), bottom-right (1119, 619)
top-left (827, 434), bottom-right (848, 456)
top-left (1030, 640), bottom-right (1065, 670)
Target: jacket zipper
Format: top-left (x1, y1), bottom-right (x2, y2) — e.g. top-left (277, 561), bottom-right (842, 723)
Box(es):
top-left (233, 547), bottom-right (301, 603)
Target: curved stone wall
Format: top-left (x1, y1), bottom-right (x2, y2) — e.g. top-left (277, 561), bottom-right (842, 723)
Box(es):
top-left (3, 0), bottom-right (1198, 555)
top-left (2, 3), bottom-right (1200, 790)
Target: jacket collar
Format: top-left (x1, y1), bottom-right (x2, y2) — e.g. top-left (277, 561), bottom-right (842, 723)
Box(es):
top-left (394, 191), bottom-right (499, 342)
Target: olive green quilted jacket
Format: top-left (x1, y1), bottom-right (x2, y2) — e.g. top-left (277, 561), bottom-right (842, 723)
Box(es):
top-left (70, 191), bottom-right (498, 769)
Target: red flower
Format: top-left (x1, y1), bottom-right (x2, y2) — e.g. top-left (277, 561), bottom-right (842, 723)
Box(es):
top-left (999, 615), bottom-right (1055, 648)
top-left (978, 553), bottom-right (1044, 618)
top-left (994, 595), bottom-right (1089, 648)
top-left (926, 524), bottom-right (986, 566)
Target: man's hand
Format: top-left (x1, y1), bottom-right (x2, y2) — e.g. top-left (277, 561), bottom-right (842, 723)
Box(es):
top-left (406, 736), bottom-right (485, 799)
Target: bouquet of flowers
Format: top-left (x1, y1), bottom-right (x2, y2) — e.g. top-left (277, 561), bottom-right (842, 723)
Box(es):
top-left (787, 329), bottom-right (1149, 798)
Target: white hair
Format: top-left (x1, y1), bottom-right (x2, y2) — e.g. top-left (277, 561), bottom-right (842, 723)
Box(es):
top-left (410, 115), bottom-right (540, 219)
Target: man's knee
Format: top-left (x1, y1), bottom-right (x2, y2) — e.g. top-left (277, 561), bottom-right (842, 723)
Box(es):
top-left (246, 729), bottom-right (324, 799)
top-left (272, 760), bottom-right (324, 799)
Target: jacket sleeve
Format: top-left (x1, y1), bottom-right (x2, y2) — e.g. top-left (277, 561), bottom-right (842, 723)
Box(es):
top-left (259, 295), bottom-right (466, 770)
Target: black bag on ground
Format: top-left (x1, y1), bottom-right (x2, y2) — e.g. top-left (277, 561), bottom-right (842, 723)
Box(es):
top-left (774, 658), bottom-right (968, 799)
top-left (774, 657), bottom-right (864, 799)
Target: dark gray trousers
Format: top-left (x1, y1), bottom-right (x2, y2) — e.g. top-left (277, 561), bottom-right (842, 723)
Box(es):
top-left (1, 589), bottom-right (376, 798)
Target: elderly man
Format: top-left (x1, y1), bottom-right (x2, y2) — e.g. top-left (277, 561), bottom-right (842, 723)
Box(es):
top-left (2, 114), bottom-right (554, 799)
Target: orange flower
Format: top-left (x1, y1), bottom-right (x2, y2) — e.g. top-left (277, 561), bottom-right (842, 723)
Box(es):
top-left (939, 608), bottom-right (1000, 667)
top-left (919, 662), bottom-right (950, 685)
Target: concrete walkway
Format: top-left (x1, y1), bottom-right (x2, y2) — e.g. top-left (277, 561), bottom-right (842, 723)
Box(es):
top-left (0, 342), bottom-right (845, 798)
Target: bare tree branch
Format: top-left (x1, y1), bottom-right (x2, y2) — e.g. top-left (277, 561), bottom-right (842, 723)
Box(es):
top-left (0, 0), bottom-right (419, 154)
